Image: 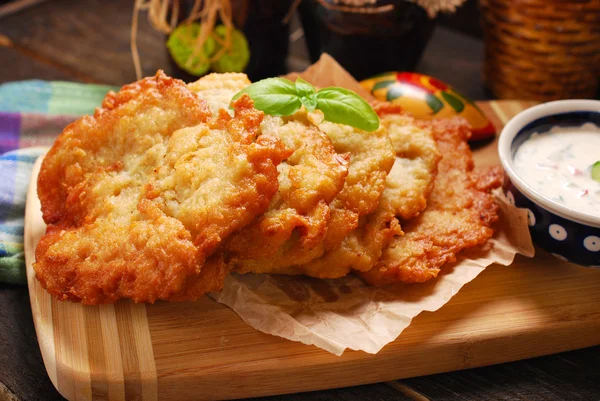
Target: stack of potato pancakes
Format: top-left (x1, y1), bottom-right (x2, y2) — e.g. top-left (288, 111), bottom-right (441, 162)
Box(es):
top-left (34, 71), bottom-right (502, 304)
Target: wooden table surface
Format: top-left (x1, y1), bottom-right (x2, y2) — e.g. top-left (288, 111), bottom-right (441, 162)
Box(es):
top-left (1, 1), bottom-right (599, 400)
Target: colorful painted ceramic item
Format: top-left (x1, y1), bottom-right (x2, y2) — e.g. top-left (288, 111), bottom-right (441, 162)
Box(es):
top-left (361, 72), bottom-right (495, 140)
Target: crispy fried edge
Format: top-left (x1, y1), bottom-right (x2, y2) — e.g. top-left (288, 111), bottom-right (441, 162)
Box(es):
top-left (359, 117), bottom-right (502, 286)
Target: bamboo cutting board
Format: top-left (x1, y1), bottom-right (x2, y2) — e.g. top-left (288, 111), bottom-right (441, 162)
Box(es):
top-left (25, 101), bottom-right (600, 401)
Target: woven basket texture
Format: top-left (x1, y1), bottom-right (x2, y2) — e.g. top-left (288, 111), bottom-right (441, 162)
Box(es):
top-left (481, 0), bottom-right (600, 100)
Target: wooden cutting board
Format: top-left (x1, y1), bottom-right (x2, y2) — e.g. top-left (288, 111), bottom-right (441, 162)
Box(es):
top-left (24, 101), bottom-right (600, 401)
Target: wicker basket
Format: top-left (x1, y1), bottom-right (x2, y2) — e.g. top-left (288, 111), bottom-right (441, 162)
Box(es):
top-left (480, 0), bottom-right (600, 101)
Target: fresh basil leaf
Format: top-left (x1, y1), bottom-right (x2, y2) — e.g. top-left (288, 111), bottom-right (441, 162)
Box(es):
top-left (232, 77), bottom-right (301, 116)
top-left (315, 87), bottom-right (380, 132)
top-left (592, 161), bottom-right (600, 183)
top-left (295, 77), bottom-right (317, 112)
top-left (231, 78), bottom-right (379, 131)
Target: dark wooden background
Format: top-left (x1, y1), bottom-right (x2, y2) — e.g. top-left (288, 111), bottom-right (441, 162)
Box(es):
top-left (1, 1), bottom-right (599, 400)
top-left (0, 0), bottom-right (489, 99)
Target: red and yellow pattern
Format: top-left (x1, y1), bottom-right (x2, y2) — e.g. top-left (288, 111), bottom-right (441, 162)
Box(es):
top-left (361, 72), bottom-right (496, 140)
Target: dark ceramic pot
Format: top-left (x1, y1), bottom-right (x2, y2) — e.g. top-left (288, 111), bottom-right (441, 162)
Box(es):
top-left (298, 0), bottom-right (436, 80)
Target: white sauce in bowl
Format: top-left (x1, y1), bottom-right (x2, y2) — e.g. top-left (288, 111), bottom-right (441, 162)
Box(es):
top-left (513, 123), bottom-right (600, 218)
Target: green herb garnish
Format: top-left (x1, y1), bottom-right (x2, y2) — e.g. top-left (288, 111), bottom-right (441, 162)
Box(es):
top-left (232, 77), bottom-right (380, 132)
top-left (592, 161), bottom-right (600, 183)
top-left (294, 77), bottom-right (317, 112)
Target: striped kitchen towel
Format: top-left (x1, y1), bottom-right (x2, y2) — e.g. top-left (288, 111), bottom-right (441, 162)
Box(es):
top-left (0, 80), bottom-right (115, 284)
top-left (1, 147), bottom-right (48, 283)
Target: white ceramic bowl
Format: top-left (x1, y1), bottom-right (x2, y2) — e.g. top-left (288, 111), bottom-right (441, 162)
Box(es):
top-left (498, 99), bottom-right (600, 267)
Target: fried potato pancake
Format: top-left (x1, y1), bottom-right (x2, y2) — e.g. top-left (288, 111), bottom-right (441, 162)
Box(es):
top-left (360, 117), bottom-right (502, 286)
top-left (35, 71), bottom-right (289, 304)
top-left (376, 104), bottom-right (442, 221)
top-left (188, 73), bottom-right (351, 274)
top-left (260, 114), bottom-right (396, 277)
top-left (188, 72), bottom-right (251, 117)
top-left (229, 112), bottom-right (350, 272)
top-left (167, 254), bottom-right (230, 302)
top-left (285, 106), bottom-right (442, 278)
top-left (314, 117), bottom-right (396, 248)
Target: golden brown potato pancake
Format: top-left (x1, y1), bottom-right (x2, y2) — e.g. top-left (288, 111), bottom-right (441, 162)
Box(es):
top-left (284, 105), bottom-right (442, 278)
top-left (187, 72), bottom-right (251, 117)
top-left (188, 73), bottom-right (351, 274)
top-left (257, 113), bottom-right (396, 277)
top-left (360, 117), bottom-right (502, 286)
top-left (228, 111), bottom-right (350, 272)
top-left (35, 71), bottom-right (289, 304)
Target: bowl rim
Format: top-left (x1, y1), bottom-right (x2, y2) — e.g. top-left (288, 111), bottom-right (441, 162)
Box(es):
top-left (498, 99), bottom-right (600, 228)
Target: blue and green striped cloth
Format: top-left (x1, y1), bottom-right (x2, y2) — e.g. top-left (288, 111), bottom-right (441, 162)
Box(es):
top-left (0, 80), bottom-right (116, 284)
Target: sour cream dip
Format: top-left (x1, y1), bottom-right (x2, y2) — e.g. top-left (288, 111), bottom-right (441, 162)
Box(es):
top-left (513, 123), bottom-right (600, 218)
